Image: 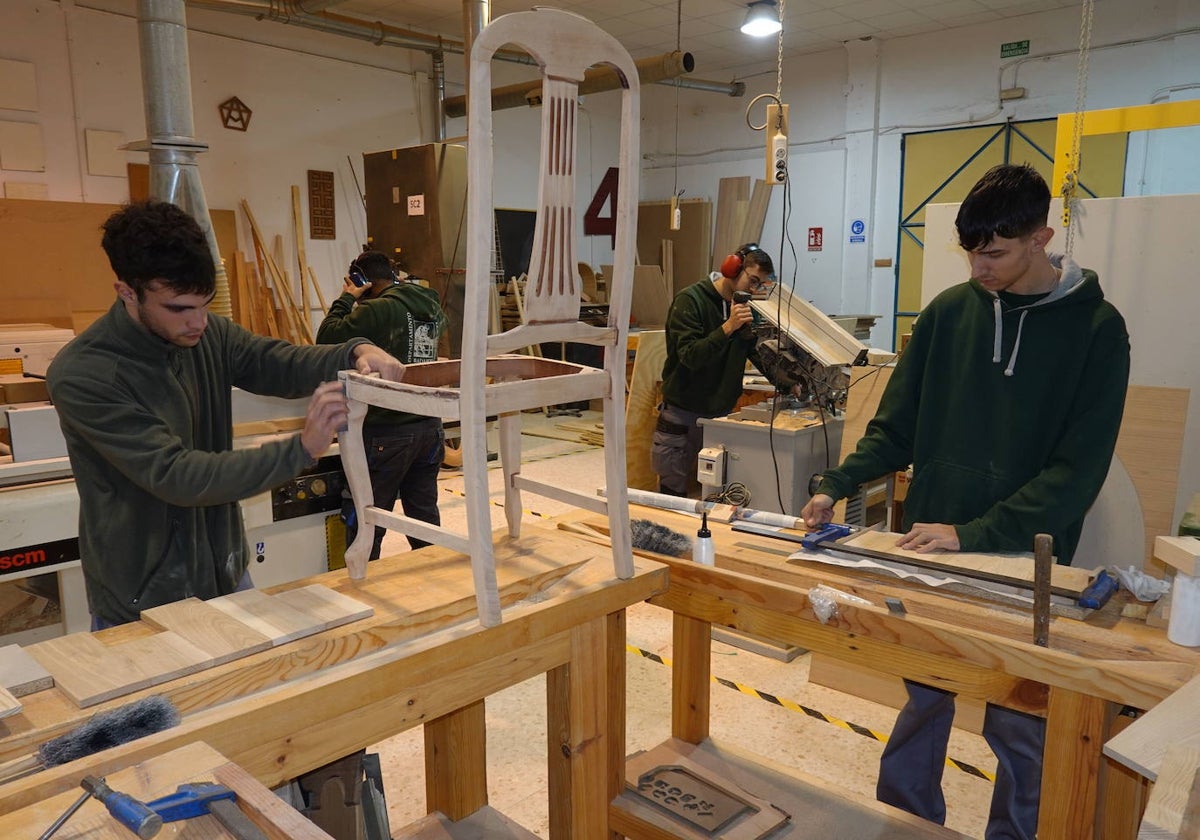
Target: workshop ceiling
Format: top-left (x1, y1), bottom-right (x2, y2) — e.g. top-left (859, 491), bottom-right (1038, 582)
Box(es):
top-left (331, 0), bottom-right (1085, 79)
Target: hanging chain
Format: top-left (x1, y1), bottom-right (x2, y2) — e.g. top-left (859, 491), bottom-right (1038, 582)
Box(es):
top-left (1064, 0), bottom-right (1095, 255)
top-left (776, 0), bottom-right (785, 103)
top-left (673, 0), bottom-right (682, 197)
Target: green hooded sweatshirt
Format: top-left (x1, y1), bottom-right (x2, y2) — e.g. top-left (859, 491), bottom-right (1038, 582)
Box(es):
top-left (47, 301), bottom-right (368, 624)
top-left (817, 256), bottom-right (1129, 565)
top-left (661, 278), bottom-right (770, 417)
top-left (316, 282), bottom-right (447, 425)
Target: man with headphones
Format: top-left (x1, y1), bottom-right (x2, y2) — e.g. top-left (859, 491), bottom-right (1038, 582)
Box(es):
top-left (653, 243), bottom-right (779, 497)
top-left (46, 201), bottom-right (406, 630)
top-left (316, 250), bottom-right (448, 559)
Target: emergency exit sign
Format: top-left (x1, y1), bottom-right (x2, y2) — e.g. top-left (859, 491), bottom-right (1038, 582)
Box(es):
top-left (1001, 40), bottom-right (1030, 58)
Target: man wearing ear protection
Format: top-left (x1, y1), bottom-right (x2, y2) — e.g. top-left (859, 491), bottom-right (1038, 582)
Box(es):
top-left (801, 165), bottom-right (1129, 839)
top-left (46, 200), bottom-right (406, 629)
top-left (316, 251), bottom-right (448, 559)
top-left (653, 243), bottom-right (780, 497)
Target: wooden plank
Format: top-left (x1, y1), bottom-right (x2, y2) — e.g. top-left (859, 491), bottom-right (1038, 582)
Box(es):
top-left (26, 630), bottom-right (210, 707)
top-left (739, 179), bottom-right (773, 245)
top-left (139, 597), bottom-right (274, 665)
top-left (1154, 536), bottom-right (1200, 576)
top-left (1100, 710), bottom-right (1153, 840)
top-left (1117, 387), bottom-right (1189, 571)
top-left (638, 198), bottom-right (712, 297)
top-left (206, 588), bottom-right (327, 645)
top-left (711, 177), bottom-right (751, 273)
top-left (0, 644), bottom-right (53, 696)
top-left (1106, 673), bottom-right (1200, 780)
top-left (1138, 745), bottom-right (1200, 839)
top-left (271, 584), bottom-right (374, 630)
top-left (604, 264), bottom-right (671, 328)
top-left (625, 330), bottom-right (667, 492)
top-left (292, 185), bottom-right (312, 320)
top-left (0, 686), bottom-right (19, 720)
top-left (839, 529), bottom-right (1092, 597)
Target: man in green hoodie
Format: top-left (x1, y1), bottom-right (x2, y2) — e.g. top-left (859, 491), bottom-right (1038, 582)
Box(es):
top-left (653, 243), bottom-right (776, 497)
top-left (801, 164), bottom-right (1130, 838)
top-left (316, 251), bottom-right (448, 559)
top-left (47, 201), bottom-right (406, 630)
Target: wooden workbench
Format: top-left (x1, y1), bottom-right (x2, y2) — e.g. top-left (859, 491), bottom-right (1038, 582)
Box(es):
top-left (0, 526), bottom-right (668, 838)
top-left (556, 507), bottom-right (1200, 840)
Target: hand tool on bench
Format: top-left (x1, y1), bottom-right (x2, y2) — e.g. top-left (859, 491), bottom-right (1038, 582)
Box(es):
top-left (1077, 568), bottom-right (1119, 609)
top-left (146, 782), bottom-right (269, 840)
top-left (1033, 533), bottom-right (1053, 646)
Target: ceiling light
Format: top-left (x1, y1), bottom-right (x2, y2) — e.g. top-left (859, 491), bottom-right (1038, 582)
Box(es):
top-left (741, 1), bottom-right (782, 37)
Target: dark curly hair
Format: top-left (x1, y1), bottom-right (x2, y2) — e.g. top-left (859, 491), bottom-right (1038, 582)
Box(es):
top-left (351, 250), bottom-right (396, 283)
top-left (100, 200), bottom-right (216, 299)
top-left (956, 163), bottom-right (1051, 252)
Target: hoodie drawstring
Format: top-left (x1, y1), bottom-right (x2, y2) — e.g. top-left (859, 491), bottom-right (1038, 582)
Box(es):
top-left (992, 298), bottom-right (1003, 364)
top-left (1005, 310), bottom-right (1028, 377)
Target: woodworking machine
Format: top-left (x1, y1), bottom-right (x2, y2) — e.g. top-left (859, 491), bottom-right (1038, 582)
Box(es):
top-left (0, 388), bottom-right (345, 647)
top-left (697, 284), bottom-right (869, 517)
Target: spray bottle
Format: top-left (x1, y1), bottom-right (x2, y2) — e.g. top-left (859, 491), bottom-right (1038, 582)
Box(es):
top-left (693, 510), bottom-right (714, 566)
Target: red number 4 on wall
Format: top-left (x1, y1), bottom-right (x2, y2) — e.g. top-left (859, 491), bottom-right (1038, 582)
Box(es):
top-left (584, 167), bottom-right (619, 247)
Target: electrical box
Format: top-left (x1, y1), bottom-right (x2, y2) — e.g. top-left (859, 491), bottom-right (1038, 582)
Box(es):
top-left (697, 445), bottom-right (726, 487)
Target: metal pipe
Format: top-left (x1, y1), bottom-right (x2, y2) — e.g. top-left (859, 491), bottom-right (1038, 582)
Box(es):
top-left (187, 0), bottom-right (742, 97)
top-left (443, 50), bottom-right (697, 118)
top-left (138, 0), bottom-right (232, 317)
top-left (432, 50), bottom-right (447, 142)
top-left (462, 0), bottom-right (489, 115)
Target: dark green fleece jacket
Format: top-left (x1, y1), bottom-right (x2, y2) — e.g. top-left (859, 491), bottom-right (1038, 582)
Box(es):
top-left (47, 300), bottom-right (368, 624)
top-left (661, 279), bottom-right (769, 417)
top-left (817, 256), bottom-right (1129, 565)
top-left (316, 282), bottom-right (446, 425)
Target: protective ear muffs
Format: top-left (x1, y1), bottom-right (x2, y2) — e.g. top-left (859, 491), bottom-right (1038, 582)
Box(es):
top-left (348, 261), bottom-right (370, 288)
top-left (720, 243), bottom-right (760, 279)
top-left (348, 259), bottom-right (399, 288)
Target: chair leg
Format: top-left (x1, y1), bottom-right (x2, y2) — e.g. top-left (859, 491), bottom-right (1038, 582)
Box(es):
top-left (338, 396), bottom-right (374, 580)
top-left (601, 386), bottom-right (635, 580)
top-left (461, 407), bottom-right (502, 626)
top-left (498, 412), bottom-right (522, 539)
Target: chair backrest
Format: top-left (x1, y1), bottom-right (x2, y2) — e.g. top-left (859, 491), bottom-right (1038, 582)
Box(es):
top-left (466, 9), bottom-right (640, 353)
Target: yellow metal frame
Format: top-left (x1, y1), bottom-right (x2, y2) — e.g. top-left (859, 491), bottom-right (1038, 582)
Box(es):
top-left (1053, 100), bottom-right (1200, 197)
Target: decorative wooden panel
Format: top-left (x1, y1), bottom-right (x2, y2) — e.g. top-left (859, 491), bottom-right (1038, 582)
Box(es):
top-left (307, 169), bottom-right (336, 240)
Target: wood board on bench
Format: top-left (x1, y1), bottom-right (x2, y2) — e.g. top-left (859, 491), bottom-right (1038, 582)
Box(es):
top-left (26, 585), bottom-right (372, 707)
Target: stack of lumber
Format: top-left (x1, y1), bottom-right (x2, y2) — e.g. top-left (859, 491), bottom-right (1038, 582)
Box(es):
top-left (554, 420), bottom-right (605, 447)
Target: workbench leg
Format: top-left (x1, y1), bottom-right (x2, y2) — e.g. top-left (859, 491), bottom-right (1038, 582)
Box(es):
top-left (424, 699), bottom-right (488, 821)
top-left (1038, 687), bottom-right (1107, 839)
top-left (547, 615), bottom-right (608, 840)
top-left (606, 610), bottom-right (627, 840)
top-left (1097, 707), bottom-right (1150, 840)
top-left (672, 613), bottom-right (711, 744)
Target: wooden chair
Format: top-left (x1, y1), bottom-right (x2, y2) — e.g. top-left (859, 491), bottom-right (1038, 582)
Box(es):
top-left (337, 8), bottom-right (639, 627)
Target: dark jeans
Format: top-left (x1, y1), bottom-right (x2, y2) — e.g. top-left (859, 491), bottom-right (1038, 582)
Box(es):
top-left (877, 680), bottom-right (1045, 840)
top-left (343, 418), bottom-right (444, 560)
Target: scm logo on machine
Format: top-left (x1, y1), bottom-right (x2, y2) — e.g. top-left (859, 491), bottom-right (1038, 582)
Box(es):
top-left (0, 538), bottom-right (80, 576)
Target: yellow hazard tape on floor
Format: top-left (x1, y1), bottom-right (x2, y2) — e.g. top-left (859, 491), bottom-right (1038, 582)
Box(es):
top-left (626, 644), bottom-right (995, 783)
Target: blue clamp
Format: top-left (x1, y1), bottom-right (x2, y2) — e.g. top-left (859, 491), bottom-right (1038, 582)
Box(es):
top-left (801, 523), bottom-right (852, 550)
top-left (146, 782), bottom-right (237, 822)
top-left (1077, 569), bottom-right (1119, 610)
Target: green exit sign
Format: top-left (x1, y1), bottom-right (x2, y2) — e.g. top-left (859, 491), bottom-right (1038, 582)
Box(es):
top-left (1001, 40), bottom-right (1030, 58)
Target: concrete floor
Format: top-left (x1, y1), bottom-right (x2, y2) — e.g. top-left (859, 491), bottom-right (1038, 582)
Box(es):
top-left (367, 410), bottom-right (994, 838)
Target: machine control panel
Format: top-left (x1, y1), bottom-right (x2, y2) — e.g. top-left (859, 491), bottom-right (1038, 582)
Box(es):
top-left (270, 455), bottom-right (346, 522)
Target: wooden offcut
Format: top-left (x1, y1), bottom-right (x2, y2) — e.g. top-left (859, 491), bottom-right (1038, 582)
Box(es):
top-left (624, 330), bottom-right (667, 492)
top-left (0, 644), bottom-right (52, 697)
top-left (1106, 673), bottom-right (1200, 781)
top-left (25, 586), bottom-right (372, 708)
